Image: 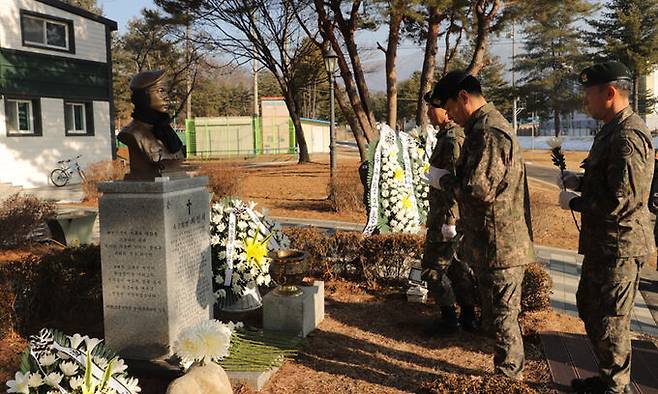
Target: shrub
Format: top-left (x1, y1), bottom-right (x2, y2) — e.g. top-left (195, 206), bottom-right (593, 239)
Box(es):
top-left (328, 167), bottom-right (365, 213)
top-left (360, 233), bottom-right (424, 286)
top-left (417, 372), bottom-right (538, 394)
top-left (283, 228), bottom-right (423, 285)
top-left (0, 193), bottom-right (56, 249)
top-left (197, 163), bottom-right (244, 200)
top-left (82, 160), bottom-right (127, 201)
top-left (0, 245), bottom-right (103, 337)
top-left (522, 262), bottom-right (553, 312)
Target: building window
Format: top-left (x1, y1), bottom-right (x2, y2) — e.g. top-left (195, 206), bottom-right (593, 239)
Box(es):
top-left (5, 98), bottom-right (42, 136)
top-left (64, 102), bottom-right (94, 136)
top-left (20, 11), bottom-right (75, 53)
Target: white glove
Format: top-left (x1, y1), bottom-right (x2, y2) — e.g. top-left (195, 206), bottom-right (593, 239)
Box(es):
top-left (424, 166), bottom-right (450, 190)
top-left (557, 171), bottom-right (582, 190)
top-left (441, 224), bottom-right (457, 240)
top-left (559, 190), bottom-right (579, 210)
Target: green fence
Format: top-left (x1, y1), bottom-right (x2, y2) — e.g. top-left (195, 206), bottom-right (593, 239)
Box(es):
top-left (115, 117), bottom-right (302, 158)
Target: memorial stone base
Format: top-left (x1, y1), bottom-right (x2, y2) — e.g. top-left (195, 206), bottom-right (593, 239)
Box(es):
top-left (262, 281), bottom-right (325, 337)
top-left (98, 177), bottom-right (214, 360)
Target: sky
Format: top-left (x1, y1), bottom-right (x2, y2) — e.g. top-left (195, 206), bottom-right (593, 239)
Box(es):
top-left (98, 0), bottom-right (519, 92)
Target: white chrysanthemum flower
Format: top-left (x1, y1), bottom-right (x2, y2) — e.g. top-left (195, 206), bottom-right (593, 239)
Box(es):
top-left (59, 361), bottom-right (78, 376)
top-left (44, 372), bottom-right (63, 387)
top-left (217, 222), bottom-right (226, 232)
top-left (547, 136), bottom-right (563, 149)
top-left (112, 358), bottom-right (128, 374)
top-left (68, 333), bottom-right (86, 350)
top-left (39, 353), bottom-right (57, 367)
top-left (174, 320), bottom-right (233, 367)
top-left (6, 371), bottom-right (29, 393)
top-left (83, 337), bottom-right (102, 353)
top-left (68, 376), bottom-right (84, 390)
top-left (215, 289), bottom-right (227, 298)
top-left (27, 372), bottom-right (43, 388)
top-left (237, 221), bottom-right (248, 230)
top-left (211, 213), bottom-right (221, 224)
top-left (117, 376), bottom-right (141, 393)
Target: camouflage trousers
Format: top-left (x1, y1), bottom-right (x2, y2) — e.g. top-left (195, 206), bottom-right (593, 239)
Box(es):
top-left (421, 234), bottom-right (477, 308)
top-left (577, 255), bottom-right (644, 393)
top-left (473, 264), bottom-right (526, 379)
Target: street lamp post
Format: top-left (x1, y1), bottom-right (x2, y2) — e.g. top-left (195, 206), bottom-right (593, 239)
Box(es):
top-left (324, 47), bottom-right (338, 198)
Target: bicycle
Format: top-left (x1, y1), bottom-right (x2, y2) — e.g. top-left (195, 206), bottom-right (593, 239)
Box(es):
top-left (50, 155), bottom-right (87, 187)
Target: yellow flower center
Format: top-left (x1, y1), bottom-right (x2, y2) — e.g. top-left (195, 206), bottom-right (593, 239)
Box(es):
top-left (402, 195), bottom-right (412, 209)
top-left (422, 162), bottom-right (430, 173)
top-left (244, 236), bottom-right (269, 270)
top-left (394, 168), bottom-right (404, 181)
top-left (417, 148), bottom-right (425, 156)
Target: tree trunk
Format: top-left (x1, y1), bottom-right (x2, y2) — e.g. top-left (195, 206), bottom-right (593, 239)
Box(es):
top-left (282, 87), bottom-right (310, 163)
top-left (465, 0), bottom-right (500, 76)
top-left (335, 82), bottom-right (368, 161)
top-left (385, 10), bottom-right (402, 128)
top-left (416, 5), bottom-right (442, 128)
top-left (331, 0), bottom-right (377, 129)
top-left (314, 0), bottom-right (377, 143)
top-left (554, 109), bottom-right (561, 137)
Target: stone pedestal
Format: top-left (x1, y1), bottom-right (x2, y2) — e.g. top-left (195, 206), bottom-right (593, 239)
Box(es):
top-left (98, 177), bottom-right (213, 360)
top-left (262, 281), bottom-right (324, 337)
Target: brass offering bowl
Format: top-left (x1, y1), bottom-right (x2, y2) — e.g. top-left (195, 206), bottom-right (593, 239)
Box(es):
top-left (268, 249), bottom-right (309, 296)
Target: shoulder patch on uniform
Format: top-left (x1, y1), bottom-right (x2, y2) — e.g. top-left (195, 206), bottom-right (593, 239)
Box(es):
top-left (619, 138), bottom-right (634, 158)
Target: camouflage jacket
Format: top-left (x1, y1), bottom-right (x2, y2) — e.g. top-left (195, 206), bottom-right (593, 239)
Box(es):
top-left (571, 106), bottom-right (654, 259)
top-left (426, 123), bottom-right (464, 238)
top-left (442, 103), bottom-right (533, 268)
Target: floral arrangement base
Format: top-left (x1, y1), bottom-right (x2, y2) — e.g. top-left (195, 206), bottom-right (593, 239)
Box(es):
top-left (217, 286), bottom-right (263, 313)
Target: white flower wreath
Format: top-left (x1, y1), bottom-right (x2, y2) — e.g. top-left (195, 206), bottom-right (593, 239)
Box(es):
top-left (210, 199), bottom-right (290, 299)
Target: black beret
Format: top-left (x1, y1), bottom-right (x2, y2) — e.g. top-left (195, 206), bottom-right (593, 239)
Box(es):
top-left (579, 61), bottom-right (631, 87)
top-left (424, 70), bottom-right (478, 108)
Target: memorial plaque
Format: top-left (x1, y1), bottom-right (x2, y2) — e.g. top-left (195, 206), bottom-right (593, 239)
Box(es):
top-left (99, 177), bottom-right (213, 360)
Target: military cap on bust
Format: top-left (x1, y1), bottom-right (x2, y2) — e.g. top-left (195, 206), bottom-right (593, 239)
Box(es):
top-left (579, 61), bottom-right (631, 87)
top-left (424, 70), bottom-right (478, 108)
top-left (130, 69), bottom-right (166, 91)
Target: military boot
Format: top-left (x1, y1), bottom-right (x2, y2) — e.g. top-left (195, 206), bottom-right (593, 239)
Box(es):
top-left (459, 305), bottom-right (480, 333)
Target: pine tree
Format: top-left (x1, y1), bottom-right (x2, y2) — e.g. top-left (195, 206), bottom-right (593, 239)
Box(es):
top-left (61, 0), bottom-right (102, 14)
top-left (514, 0), bottom-right (593, 136)
top-left (587, 0), bottom-right (658, 114)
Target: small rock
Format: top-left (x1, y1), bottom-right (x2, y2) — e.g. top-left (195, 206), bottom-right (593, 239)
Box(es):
top-left (166, 363), bottom-right (232, 394)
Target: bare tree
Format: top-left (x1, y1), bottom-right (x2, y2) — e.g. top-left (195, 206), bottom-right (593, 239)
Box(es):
top-left (466, 0), bottom-right (501, 75)
top-left (156, 0), bottom-right (315, 163)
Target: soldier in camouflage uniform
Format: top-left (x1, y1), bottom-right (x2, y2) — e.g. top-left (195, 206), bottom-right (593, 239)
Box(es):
top-left (559, 61), bottom-right (653, 394)
top-left (425, 70), bottom-right (533, 379)
top-left (420, 86), bottom-right (479, 335)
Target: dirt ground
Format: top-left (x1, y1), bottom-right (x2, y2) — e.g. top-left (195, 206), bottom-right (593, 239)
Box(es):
top-left (2, 149), bottom-right (654, 391)
top-left (197, 152), bottom-right (585, 252)
top-left (235, 280), bottom-right (580, 393)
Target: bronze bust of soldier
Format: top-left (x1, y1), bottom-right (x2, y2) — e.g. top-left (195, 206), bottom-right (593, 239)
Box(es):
top-left (118, 69), bottom-right (185, 180)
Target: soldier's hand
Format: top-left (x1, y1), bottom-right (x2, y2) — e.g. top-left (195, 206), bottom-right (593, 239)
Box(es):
top-left (557, 171), bottom-right (582, 190)
top-left (558, 190), bottom-right (579, 210)
top-left (424, 166), bottom-right (450, 190)
top-left (441, 224), bottom-right (457, 240)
